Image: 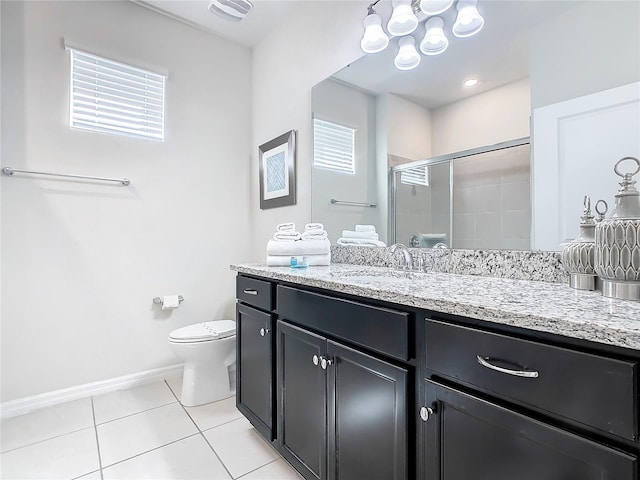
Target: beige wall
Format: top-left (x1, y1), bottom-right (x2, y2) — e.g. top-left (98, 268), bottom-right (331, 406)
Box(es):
top-left (1, 0), bottom-right (252, 401)
top-left (530, 1), bottom-right (640, 109)
top-left (311, 79), bottom-right (382, 243)
top-left (430, 78), bottom-right (531, 157)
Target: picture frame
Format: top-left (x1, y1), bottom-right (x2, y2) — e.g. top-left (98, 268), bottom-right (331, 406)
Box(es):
top-left (259, 130), bottom-right (296, 209)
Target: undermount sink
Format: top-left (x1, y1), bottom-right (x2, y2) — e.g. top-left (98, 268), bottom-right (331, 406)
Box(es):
top-left (331, 269), bottom-right (429, 282)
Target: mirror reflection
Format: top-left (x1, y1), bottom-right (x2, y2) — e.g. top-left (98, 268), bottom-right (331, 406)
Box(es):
top-left (311, 0), bottom-right (640, 251)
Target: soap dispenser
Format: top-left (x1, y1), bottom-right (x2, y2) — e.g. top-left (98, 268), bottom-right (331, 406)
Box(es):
top-left (594, 156), bottom-right (640, 301)
top-left (561, 195), bottom-right (598, 290)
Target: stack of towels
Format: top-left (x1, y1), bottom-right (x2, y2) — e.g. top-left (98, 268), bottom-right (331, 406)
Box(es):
top-left (267, 222), bottom-right (331, 266)
top-left (337, 224), bottom-right (386, 247)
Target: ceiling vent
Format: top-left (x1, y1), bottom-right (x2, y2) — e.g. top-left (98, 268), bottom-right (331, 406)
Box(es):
top-left (208, 0), bottom-right (253, 21)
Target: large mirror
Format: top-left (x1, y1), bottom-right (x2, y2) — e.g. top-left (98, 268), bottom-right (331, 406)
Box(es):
top-left (311, 0), bottom-right (640, 251)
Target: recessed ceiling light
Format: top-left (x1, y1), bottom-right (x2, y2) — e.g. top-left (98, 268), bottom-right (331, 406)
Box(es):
top-left (464, 78), bottom-right (478, 87)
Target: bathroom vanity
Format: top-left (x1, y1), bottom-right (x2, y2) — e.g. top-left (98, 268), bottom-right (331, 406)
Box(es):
top-left (232, 263), bottom-right (640, 480)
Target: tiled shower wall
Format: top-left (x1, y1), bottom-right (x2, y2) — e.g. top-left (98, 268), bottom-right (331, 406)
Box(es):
top-left (452, 143), bottom-right (531, 250)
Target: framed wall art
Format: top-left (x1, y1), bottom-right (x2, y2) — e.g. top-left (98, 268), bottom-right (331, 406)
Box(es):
top-left (259, 130), bottom-right (296, 209)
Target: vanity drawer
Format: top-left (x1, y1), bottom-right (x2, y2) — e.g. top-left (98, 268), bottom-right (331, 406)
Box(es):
top-left (236, 276), bottom-right (274, 311)
top-left (425, 319), bottom-right (638, 442)
top-left (277, 285), bottom-right (409, 361)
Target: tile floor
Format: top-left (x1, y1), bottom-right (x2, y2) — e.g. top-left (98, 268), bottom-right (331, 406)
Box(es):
top-left (0, 376), bottom-right (303, 480)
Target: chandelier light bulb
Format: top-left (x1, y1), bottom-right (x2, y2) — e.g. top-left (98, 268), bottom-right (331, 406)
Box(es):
top-left (452, 0), bottom-right (485, 38)
top-left (394, 36), bottom-right (421, 71)
top-left (419, 0), bottom-right (454, 15)
top-left (420, 17), bottom-right (449, 55)
top-left (387, 0), bottom-right (419, 37)
top-left (360, 12), bottom-right (390, 53)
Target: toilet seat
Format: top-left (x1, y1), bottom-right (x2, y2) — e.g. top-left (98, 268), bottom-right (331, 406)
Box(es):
top-left (169, 320), bottom-right (236, 343)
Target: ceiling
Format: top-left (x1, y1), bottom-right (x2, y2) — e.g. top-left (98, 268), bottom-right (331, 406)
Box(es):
top-left (134, 0), bottom-right (584, 109)
top-left (332, 1), bottom-right (581, 109)
top-left (133, 0), bottom-right (300, 48)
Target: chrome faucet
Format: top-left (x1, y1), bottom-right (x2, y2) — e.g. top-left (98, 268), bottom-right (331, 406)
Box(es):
top-left (389, 243), bottom-right (414, 270)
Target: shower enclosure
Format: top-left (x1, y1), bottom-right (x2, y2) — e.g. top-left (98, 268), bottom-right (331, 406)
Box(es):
top-left (390, 138), bottom-right (531, 250)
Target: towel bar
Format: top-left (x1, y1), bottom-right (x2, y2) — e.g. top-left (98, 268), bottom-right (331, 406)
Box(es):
top-left (330, 198), bottom-right (377, 208)
top-left (2, 167), bottom-right (130, 186)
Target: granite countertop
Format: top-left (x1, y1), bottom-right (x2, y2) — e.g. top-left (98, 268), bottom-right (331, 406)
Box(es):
top-left (231, 263), bottom-right (640, 352)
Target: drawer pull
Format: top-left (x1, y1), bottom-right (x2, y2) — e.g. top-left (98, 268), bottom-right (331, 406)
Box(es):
top-left (259, 328), bottom-right (270, 337)
top-left (477, 355), bottom-right (539, 378)
top-left (243, 289), bottom-right (258, 295)
top-left (312, 354), bottom-right (319, 366)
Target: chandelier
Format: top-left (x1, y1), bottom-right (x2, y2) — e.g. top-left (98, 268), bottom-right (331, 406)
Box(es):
top-left (360, 0), bottom-right (485, 71)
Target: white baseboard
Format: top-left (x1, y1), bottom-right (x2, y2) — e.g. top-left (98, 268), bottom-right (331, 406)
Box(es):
top-left (0, 363), bottom-right (184, 419)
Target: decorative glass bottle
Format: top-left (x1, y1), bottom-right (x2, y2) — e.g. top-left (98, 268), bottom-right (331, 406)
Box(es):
top-left (594, 156), bottom-right (640, 301)
top-left (562, 196), bottom-right (597, 290)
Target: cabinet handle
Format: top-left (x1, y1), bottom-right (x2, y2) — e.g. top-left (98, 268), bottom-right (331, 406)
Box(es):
top-left (477, 355), bottom-right (539, 378)
top-left (320, 357), bottom-right (333, 370)
top-left (312, 355), bottom-right (319, 366)
top-left (243, 289), bottom-right (258, 295)
top-left (420, 406), bottom-right (435, 422)
top-left (259, 328), bottom-right (269, 337)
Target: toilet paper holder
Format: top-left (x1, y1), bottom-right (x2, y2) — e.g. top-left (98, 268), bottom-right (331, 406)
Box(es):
top-left (153, 295), bottom-right (184, 305)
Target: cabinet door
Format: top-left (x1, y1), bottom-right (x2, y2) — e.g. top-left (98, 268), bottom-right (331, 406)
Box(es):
top-left (422, 380), bottom-right (637, 480)
top-left (278, 321), bottom-right (327, 480)
top-left (328, 341), bottom-right (408, 480)
top-left (236, 304), bottom-right (274, 440)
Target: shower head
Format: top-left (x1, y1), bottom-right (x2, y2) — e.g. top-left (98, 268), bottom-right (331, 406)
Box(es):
top-left (208, 0), bottom-right (253, 22)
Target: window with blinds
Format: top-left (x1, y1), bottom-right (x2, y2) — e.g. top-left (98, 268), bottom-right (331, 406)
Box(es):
top-left (400, 165), bottom-right (430, 186)
top-left (313, 118), bottom-right (356, 174)
top-left (67, 48), bottom-right (166, 141)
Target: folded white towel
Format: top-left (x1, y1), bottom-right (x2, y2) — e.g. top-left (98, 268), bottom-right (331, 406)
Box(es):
top-left (266, 253), bottom-right (331, 267)
top-left (355, 224), bottom-right (376, 233)
top-left (337, 238), bottom-right (387, 247)
top-left (276, 222), bottom-right (296, 232)
top-left (302, 229), bottom-right (328, 240)
top-left (267, 238), bottom-right (331, 256)
top-left (273, 231), bottom-right (302, 241)
top-left (341, 230), bottom-right (379, 240)
top-left (304, 222), bottom-right (324, 231)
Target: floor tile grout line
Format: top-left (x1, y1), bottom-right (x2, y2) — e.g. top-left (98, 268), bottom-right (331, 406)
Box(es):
top-left (99, 432), bottom-right (201, 470)
top-left (94, 399), bottom-right (178, 427)
top-left (90, 397), bottom-right (105, 480)
top-left (166, 379), bottom-right (235, 480)
top-left (234, 458), bottom-right (282, 479)
top-left (70, 468), bottom-right (102, 480)
top-left (0, 425), bottom-right (96, 455)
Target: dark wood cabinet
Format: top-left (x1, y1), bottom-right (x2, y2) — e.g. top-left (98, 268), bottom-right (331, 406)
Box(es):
top-left (277, 321), bottom-right (327, 480)
top-left (236, 302), bottom-right (275, 441)
top-left (327, 339), bottom-right (408, 480)
top-left (278, 320), bottom-right (408, 480)
top-left (235, 274), bottom-right (639, 480)
top-left (422, 379), bottom-right (637, 480)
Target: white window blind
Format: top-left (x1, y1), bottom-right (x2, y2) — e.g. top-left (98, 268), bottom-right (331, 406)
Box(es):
top-left (313, 118), bottom-right (356, 174)
top-left (68, 48), bottom-right (166, 141)
top-left (401, 165), bottom-right (430, 186)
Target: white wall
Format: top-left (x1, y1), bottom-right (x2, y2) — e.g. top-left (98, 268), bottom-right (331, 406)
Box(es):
top-left (430, 78), bottom-right (531, 156)
top-left (251, 1), bottom-right (368, 260)
top-left (0, 1), bottom-right (252, 401)
top-left (530, 1), bottom-right (640, 109)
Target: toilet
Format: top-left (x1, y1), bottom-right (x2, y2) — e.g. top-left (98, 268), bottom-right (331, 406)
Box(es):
top-left (168, 320), bottom-right (236, 407)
